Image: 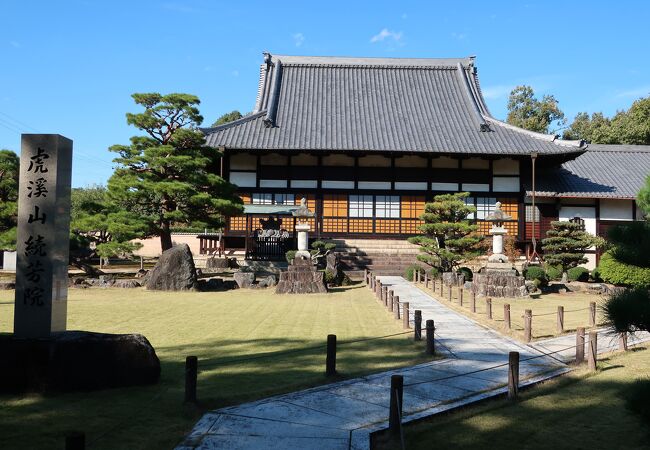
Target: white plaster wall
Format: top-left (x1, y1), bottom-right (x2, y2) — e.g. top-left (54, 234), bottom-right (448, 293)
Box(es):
top-left (395, 181), bottom-right (427, 190)
top-left (358, 155), bottom-right (391, 167)
top-left (432, 157), bottom-right (458, 168)
top-left (230, 171), bottom-right (256, 187)
top-left (322, 154), bottom-right (354, 166)
top-left (2, 251), bottom-right (16, 271)
top-left (358, 181), bottom-right (391, 189)
top-left (259, 179), bottom-right (287, 188)
top-left (291, 153), bottom-right (318, 166)
top-left (322, 180), bottom-right (354, 189)
top-left (431, 182), bottom-right (458, 191)
top-left (133, 234), bottom-right (204, 258)
top-left (600, 199), bottom-right (633, 221)
top-left (395, 155), bottom-right (427, 167)
top-left (291, 180), bottom-right (317, 188)
top-left (462, 158), bottom-right (489, 169)
top-left (260, 153), bottom-right (288, 166)
top-left (559, 206), bottom-right (596, 235)
top-left (584, 253), bottom-right (597, 270)
top-left (492, 177), bottom-right (520, 192)
top-left (462, 183), bottom-right (489, 192)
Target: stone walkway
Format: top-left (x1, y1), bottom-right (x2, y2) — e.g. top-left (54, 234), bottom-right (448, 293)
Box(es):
top-left (177, 277), bottom-right (648, 450)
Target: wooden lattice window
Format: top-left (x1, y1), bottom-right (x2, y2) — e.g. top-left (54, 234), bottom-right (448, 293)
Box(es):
top-left (375, 219), bottom-right (401, 234)
top-left (323, 194), bottom-right (348, 217)
top-left (401, 196), bottom-right (425, 219)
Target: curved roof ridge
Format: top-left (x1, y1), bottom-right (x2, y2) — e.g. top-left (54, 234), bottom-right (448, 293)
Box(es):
top-left (200, 111), bottom-right (267, 134)
top-left (271, 54), bottom-right (474, 67)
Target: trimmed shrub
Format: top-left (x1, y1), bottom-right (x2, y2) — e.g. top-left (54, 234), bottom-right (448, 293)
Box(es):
top-left (599, 251), bottom-right (650, 288)
top-left (285, 250), bottom-right (297, 264)
top-left (591, 267), bottom-right (603, 282)
top-left (404, 264), bottom-right (426, 281)
top-left (625, 379), bottom-right (650, 424)
top-left (524, 266), bottom-right (548, 287)
top-left (545, 265), bottom-right (562, 281)
top-left (457, 266), bottom-right (473, 282)
top-left (603, 287), bottom-right (650, 333)
top-left (567, 266), bottom-right (589, 282)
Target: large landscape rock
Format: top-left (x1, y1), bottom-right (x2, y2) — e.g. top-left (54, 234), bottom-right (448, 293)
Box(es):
top-left (233, 271), bottom-right (255, 288)
top-left (206, 257), bottom-right (231, 270)
top-left (0, 331), bottom-right (160, 393)
top-left (146, 244), bottom-right (198, 291)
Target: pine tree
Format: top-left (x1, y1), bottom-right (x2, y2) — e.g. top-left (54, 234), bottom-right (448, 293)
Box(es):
top-left (108, 93), bottom-right (243, 252)
top-left (542, 221), bottom-right (603, 282)
top-left (408, 192), bottom-right (483, 273)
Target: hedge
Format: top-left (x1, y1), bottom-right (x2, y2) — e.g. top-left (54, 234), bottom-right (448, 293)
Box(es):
top-left (599, 251), bottom-right (650, 288)
top-left (545, 265), bottom-right (562, 281)
top-left (567, 266), bottom-right (590, 282)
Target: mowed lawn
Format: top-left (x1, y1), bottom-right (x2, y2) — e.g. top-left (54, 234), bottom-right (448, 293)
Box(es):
top-left (0, 284), bottom-right (430, 450)
top-left (416, 282), bottom-right (606, 340)
top-left (376, 345), bottom-right (650, 450)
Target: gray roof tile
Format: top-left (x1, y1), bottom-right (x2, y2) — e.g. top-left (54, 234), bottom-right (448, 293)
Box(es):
top-left (528, 145), bottom-right (650, 199)
top-left (203, 54), bottom-right (585, 156)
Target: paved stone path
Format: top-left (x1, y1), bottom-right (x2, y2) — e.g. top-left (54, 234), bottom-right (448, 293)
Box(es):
top-left (177, 277), bottom-right (648, 449)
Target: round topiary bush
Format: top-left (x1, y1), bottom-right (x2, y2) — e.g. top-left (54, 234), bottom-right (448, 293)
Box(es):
top-left (599, 251), bottom-right (650, 288)
top-left (545, 265), bottom-right (562, 281)
top-left (567, 266), bottom-right (590, 282)
top-left (591, 266), bottom-right (603, 282)
top-left (524, 265), bottom-right (547, 283)
top-left (457, 266), bottom-right (473, 282)
top-left (404, 264), bottom-right (426, 281)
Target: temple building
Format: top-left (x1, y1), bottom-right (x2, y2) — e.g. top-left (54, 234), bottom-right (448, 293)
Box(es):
top-left (195, 54), bottom-right (648, 271)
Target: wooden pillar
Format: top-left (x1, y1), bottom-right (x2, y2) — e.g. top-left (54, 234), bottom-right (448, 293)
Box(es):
top-left (459, 288), bottom-right (463, 306)
top-left (504, 303), bottom-right (511, 330)
top-left (524, 309), bottom-right (532, 343)
top-left (588, 331), bottom-right (598, 371)
top-left (576, 327), bottom-right (585, 364)
top-left (389, 375), bottom-right (404, 435)
top-left (508, 351), bottom-right (519, 400)
top-left (414, 310), bottom-right (422, 341)
top-left (486, 298), bottom-right (493, 320)
top-left (426, 320), bottom-right (435, 355)
top-left (471, 292), bottom-right (476, 313)
top-left (589, 302), bottom-right (597, 327)
top-left (557, 306), bottom-right (564, 334)
top-left (619, 333), bottom-right (628, 352)
top-left (402, 302), bottom-right (410, 329)
top-left (447, 285), bottom-right (452, 302)
top-left (394, 295), bottom-right (401, 320)
top-left (326, 334), bottom-right (337, 376)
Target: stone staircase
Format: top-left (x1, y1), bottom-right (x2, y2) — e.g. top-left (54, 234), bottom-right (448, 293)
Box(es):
top-left (331, 239), bottom-right (420, 278)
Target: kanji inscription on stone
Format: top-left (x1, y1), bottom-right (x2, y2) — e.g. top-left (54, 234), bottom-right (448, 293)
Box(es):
top-left (14, 134), bottom-right (72, 338)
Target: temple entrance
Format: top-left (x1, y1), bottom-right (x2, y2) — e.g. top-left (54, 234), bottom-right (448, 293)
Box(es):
top-left (249, 217), bottom-right (291, 260)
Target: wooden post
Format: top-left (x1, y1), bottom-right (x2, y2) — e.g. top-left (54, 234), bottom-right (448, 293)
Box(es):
top-left (388, 290), bottom-right (394, 311)
top-left (576, 327), bottom-right (585, 364)
top-left (382, 286), bottom-right (388, 307)
top-left (557, 306), bottom-right (564, 334)
top-left (414, 310), bottom-right (422, 341)
top-left (447, 285), bottom-right (452, 302)
top-left (619, 333), bottom-right (628, 352)
top-left (402, 302), bottom-right (410, 329)
top-left (65, 432), bottom-right (85, 450)
top-left (504, 303), bottom-right (511, 330)
top-left (185, 356), bottom-right (198, 403)
top-left (394, 296), bottom-right (401, 320)
top-left (486, 298), bottom-right (493, 320)
top-left (326, 334), bottom-right (337, 376)
top-left (459, 288), bottom-right (463, 306)
top-left (389, 375), bottom-right (404, 436)
top-left (471, 292), bottom-right (476, 313)
top-left (425, 273), bottom-right (429, 288)
top-left (524, 309), bottom-right (532, 343)
top-left (376, 280), bottom-right (382, 301)
top-left (588, 331), bottom-right (598, 371)
top-left (413, 270), bottom-right (418, 283)
top-left (508, 351), bottom-right (519, 400)
top-left (426, 319), bottom-right (435, 355)
top-left (432, 278), bottom-right (436, 292)
top-left (364, 269), bottom-right (369, 286)
top-left (440, 280), bottom-right (443, 297)
top-left (589, 302), bottom-right (596, 327)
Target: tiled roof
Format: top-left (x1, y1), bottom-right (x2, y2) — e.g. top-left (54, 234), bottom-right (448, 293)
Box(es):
top-left (529, 145), bottom-right (650, 199)
top-left (203, 54), bottom-right (585, 156)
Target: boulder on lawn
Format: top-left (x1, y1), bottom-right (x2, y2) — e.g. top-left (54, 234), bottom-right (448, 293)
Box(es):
top-left (0, 331), bottom-right (160, 393)
top-left (206, 256), bottom-right (231, 270)
top-left (233, 271), bottom-right (255, 288)
top-left (146, 244), bottom-right (198, 291)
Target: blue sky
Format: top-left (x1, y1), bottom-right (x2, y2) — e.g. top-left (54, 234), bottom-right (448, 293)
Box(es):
top-left (1, 0), bottom-right (649, 187)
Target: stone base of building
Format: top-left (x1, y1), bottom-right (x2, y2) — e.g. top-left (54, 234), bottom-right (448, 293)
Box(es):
top-left (276, 257), bottom-right (328, 294)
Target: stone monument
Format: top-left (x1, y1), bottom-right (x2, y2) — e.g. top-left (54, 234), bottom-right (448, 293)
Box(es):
top-left (14, 134), bottom-right (72, 338)
top-left (275, 198), bottom-right (327, 294)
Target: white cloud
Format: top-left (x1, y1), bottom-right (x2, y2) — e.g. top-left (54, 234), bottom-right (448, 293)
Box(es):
top-left (293, 32), bottom-right (305, 47)
top-left (481, 85), bottom-right (515, 100)
top-left (9, 41), bottom-right (20, 48)
top-left (370, 28), bottom-right (403, 43)
top-left (614, 86), bottom-right (650, 99)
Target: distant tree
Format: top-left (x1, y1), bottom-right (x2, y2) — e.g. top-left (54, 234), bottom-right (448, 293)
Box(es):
top-left (563, 96), bottom-right (650, 144)
top-left (506, 85), bottom-right (565, 134)
top-left (637, 175), bottom-right (650, 219)
top-left (0, 149), bottom-right (19, 250)
top-left (562, 112), bottom-right (616, 143)
top-left (408, 193), bottom-right (483, 273)
top-left (108, 93), bottom-right (243, 252)
top-left (211, 110), bottom-right (243, 127)
top-left (541, 221), bottom-right (604, 282)
top-left (70, 185), bottom-right (147, 266)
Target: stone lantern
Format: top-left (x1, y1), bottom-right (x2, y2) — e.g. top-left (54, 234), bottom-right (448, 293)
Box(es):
top-left (292, 197), bottom-right (315, 259)
top-left (485, 202), bottom-right (512, 264)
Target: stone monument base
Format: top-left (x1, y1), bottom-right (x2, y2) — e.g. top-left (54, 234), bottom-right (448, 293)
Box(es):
top-left (471, 267), bottom-right (528, 298)
top-left (0, 331), bottom-right (160, 393)
top-left (276, 257), bottom-right (328, 294)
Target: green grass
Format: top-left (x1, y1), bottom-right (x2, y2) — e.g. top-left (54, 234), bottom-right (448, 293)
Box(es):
top-left (0, 284), bottom-right (431, 450)
top-left (375, 345), bottom-right (650, 450)
top-left (417, 282), bottom-right (606, 340)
